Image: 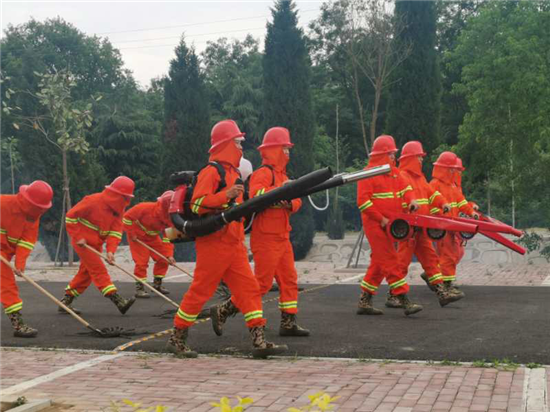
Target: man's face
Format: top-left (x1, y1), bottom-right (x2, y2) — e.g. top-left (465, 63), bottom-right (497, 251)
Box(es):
top-left (417, 155), bottom-right (424, 164)
top-left (234, 138), bottom-right (244, 151)
top-left (283, 146), bottom-right (291, 157)
top-left (389, 153), bottom-right (396, 162)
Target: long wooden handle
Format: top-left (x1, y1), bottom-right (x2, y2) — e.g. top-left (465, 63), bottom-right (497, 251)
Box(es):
top-left (0, 255), bottom-right (99, 331)
top-left (134, 238), bottom-right (193, 279)
top-left (83, 244), bottom-right (179, 308)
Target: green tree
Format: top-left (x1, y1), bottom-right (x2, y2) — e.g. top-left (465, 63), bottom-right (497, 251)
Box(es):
top-left (386, 0), bottom-right (442, 155)
top-left (202, 36), bottom-right (264, 163)
top-left (263, 0), bottom-right (317, 259)
top-left (450, 2), bottom-right (550, 227)
top-left (162, 36), bottom-right (211, 177)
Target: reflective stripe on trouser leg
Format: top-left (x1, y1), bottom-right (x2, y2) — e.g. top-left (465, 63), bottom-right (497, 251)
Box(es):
top-left (1, 252), bottom-right (23, 313)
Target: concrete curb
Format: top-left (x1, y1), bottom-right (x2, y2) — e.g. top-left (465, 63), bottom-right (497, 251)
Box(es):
top-left (3, 399), bottom-right (51, 412)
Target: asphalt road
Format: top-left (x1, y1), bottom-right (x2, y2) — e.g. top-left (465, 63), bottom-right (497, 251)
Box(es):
top-left (1, 282), bottom-right (549, 364)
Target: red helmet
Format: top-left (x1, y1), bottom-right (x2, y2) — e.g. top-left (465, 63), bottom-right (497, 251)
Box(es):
top-left (105, 176), bottom-right (135, 197)
top-left (370, 135), bottom-right (397, 156)
top-left (157, 190), bottom-right (174, 216)
top-left (19, 180), bottom-right (53, 209)
top-left (433, 151), bottom-right (458, 168)
top-left (399, 141), bottom-right (426, 160)
top-left (455, 157), bottom-right (465, 171)
top-left (258, 127), bottom-right (294, 150)
top-left (209, 120), bottom-right (245, 153)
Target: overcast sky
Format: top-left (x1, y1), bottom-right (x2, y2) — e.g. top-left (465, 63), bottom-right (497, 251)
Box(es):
top-left (2, 1), bottom-right (324, 87)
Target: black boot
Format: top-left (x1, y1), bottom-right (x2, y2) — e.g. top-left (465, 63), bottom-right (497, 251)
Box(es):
top-left (107, 293), bottom-right (136, 315)
top-left (153, 278), bottom-right (170, 295)
top-left (420, 272), bottom-right (436, 292)
top-left (166, 327), bottom-right (198, 358)
top-left (396, 294), bottom-right (423, 316)
top-left (58, 294), bottom-right (82, 314)
top-left (210, 299), bottom-right (239, 336)
top-left (356, 291), bottom-right (384, 315)
top-left (434, 283), bottom-right (463, 307)
top-left (249, 326), bottom-right (288, 359)
top-left (279, 312), bottom-right (310, 337)
top-left (385, 291), bottom-right (403, 308)
top-left (135, 281), bottom-right (150, 299)
top-left (7, 311), bottom-right (38, 338)
top-left (444, 281), bottom-right (465, 298)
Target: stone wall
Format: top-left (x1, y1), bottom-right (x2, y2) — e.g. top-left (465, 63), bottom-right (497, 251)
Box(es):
top-left (304, 232), bottom-right (550, 267)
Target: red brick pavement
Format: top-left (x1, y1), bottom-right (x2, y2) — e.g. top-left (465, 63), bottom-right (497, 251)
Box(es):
top-left (0, 349), bottom-right (530, 412)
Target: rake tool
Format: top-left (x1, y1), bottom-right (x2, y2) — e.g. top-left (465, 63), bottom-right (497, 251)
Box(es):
top-left (0, 255), bottom-right (125, 338)
top-left (83, 244), bottom-right (180, 309)
top-left (134, 238), bottom-right (231, 300)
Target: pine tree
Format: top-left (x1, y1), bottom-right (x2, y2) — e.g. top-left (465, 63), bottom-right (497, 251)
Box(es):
top-left (163, 37), bottom-right (211, 178)
top-left (263, 0), bottom-right (317, 260)
top-left (386, 1), bottom-right (442, 155)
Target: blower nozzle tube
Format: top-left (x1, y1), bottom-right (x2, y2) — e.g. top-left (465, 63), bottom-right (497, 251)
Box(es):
top-left (170, 167), bottom-right (333, 238)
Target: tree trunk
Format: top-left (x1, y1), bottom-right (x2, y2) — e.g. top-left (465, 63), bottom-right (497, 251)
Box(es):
top-left (62, 149), bottom-right (74, 266)
top-left (9, 142), bottom-right (15, 194)
top-left (352, 63), bottom-right (370, 156)
top-left (54, 190), bottom-right (67, 267)
top-left (370, 78), bottom-right (383, 146)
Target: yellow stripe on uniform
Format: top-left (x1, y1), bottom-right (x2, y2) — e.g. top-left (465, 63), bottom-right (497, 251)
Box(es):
top-left (396, 185), bottom-right (413, 198)
top-left (122, 218), bottom-right (133, 226)
top-left (176, 309), bottom-right (198, 323)
top-left (389, 279), bottom-right (407, 290)
top-left (101, 284), bottom-right (117, 296)
top-left (278, 301), bottom-right (298, 309)
top-left (371, 192), bottom-right (394, 199)
top-left (429, 191), bottom-right (441, 204)
top-left (244, 310), bottom-right (263, 322)
top-left (254, 188), bottom-right (266, 197)
top-left (358, 200), bottom-right (373, 211)
top-left (360, 280), bottom-right (377, 292)
top-left (191, 196), bottom-right (205, 214)
top-left (5, 302), bottom-right (23, 314)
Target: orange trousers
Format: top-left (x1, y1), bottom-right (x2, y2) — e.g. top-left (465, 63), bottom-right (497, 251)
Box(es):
top-left (435, 232), bottom-right (462, 282)
top-left (128, 237), bottom-right (170, 280)
top-left (174, 240), bottom-right (265, 329)
top-left (397, 231), bottom-right (444, 285)
top-left (362, 223), bottom-right (409, 296)
top-left (1, 251), bottom-right (23, 314)
top-left (251, 234), bottom-right (298, 314)
top-left (65, 243), bottom-right (117, 297)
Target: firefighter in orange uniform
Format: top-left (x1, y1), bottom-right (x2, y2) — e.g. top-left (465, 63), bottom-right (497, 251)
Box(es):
top-left (249, 127), bottom-right (309, 336)
top-left (167, 120), bottom-right (287, 358)
top-left (59, 176), bottom-right (136, 315)
top-left (356, 135), bottom-right (422, 316)
top-left (123, 190), bottom-right (175, 298)
top-left (430, 152), bottom-right (479, 297)
top-left (1, 181), bottom-right (53, 337)
top-left (387, 141), bottom-right (462, 308)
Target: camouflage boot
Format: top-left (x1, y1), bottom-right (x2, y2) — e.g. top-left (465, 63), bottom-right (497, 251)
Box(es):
top-left (356, 291), bottom-right (384, 315)
top-left (210, 299), bottom-right (239, 336)
top-left (107, 292), bottom-right (136, 315)
top-left (434, 283), bottom-right (463, 307)
top-left (153, 278), bottom-right (170, 295)
top-left (444, 281), bottom-right (465, 299)
top-left (135, 281), bottom-right (150, 299)
top-left (7, 311), bottom-right (38, 338)
top-left (166, 327), bottom-right (198, 358)
top-left (249, 326), bottom-right (288, 359)
top-left (279, 312), bottom-right (310, 337)
top-left (385, 291), bottom-right (404, 308)
top-left (396, 294), bottom-right (423, 316)
top-left (420, 272), bottom-right (436, 292)
top-left (57, 294), bottom-right (82, 315)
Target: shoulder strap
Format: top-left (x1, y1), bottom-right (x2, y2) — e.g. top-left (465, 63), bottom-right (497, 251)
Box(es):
top-left (257, 164), bottom-right (275, 186)
top-left (208, 161), bottom-right (227, 192)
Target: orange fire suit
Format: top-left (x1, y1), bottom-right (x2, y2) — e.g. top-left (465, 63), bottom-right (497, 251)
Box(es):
top-left (174, 141), bottom-right (265, 330)
top-left (397, 157), bottom-right (447, 285)
top-left (357, 155), bottom-right (415, 296)
top-left (123, 202), bottom-right (174, 282)
top-left (64, 190), bottom-right (127, 297)
top-left (249, 146), bottom-right (302, 314)
top-left (0, 194), bottom-right (42, 315)
top-left (431, 167), bottom-right (476, 282)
